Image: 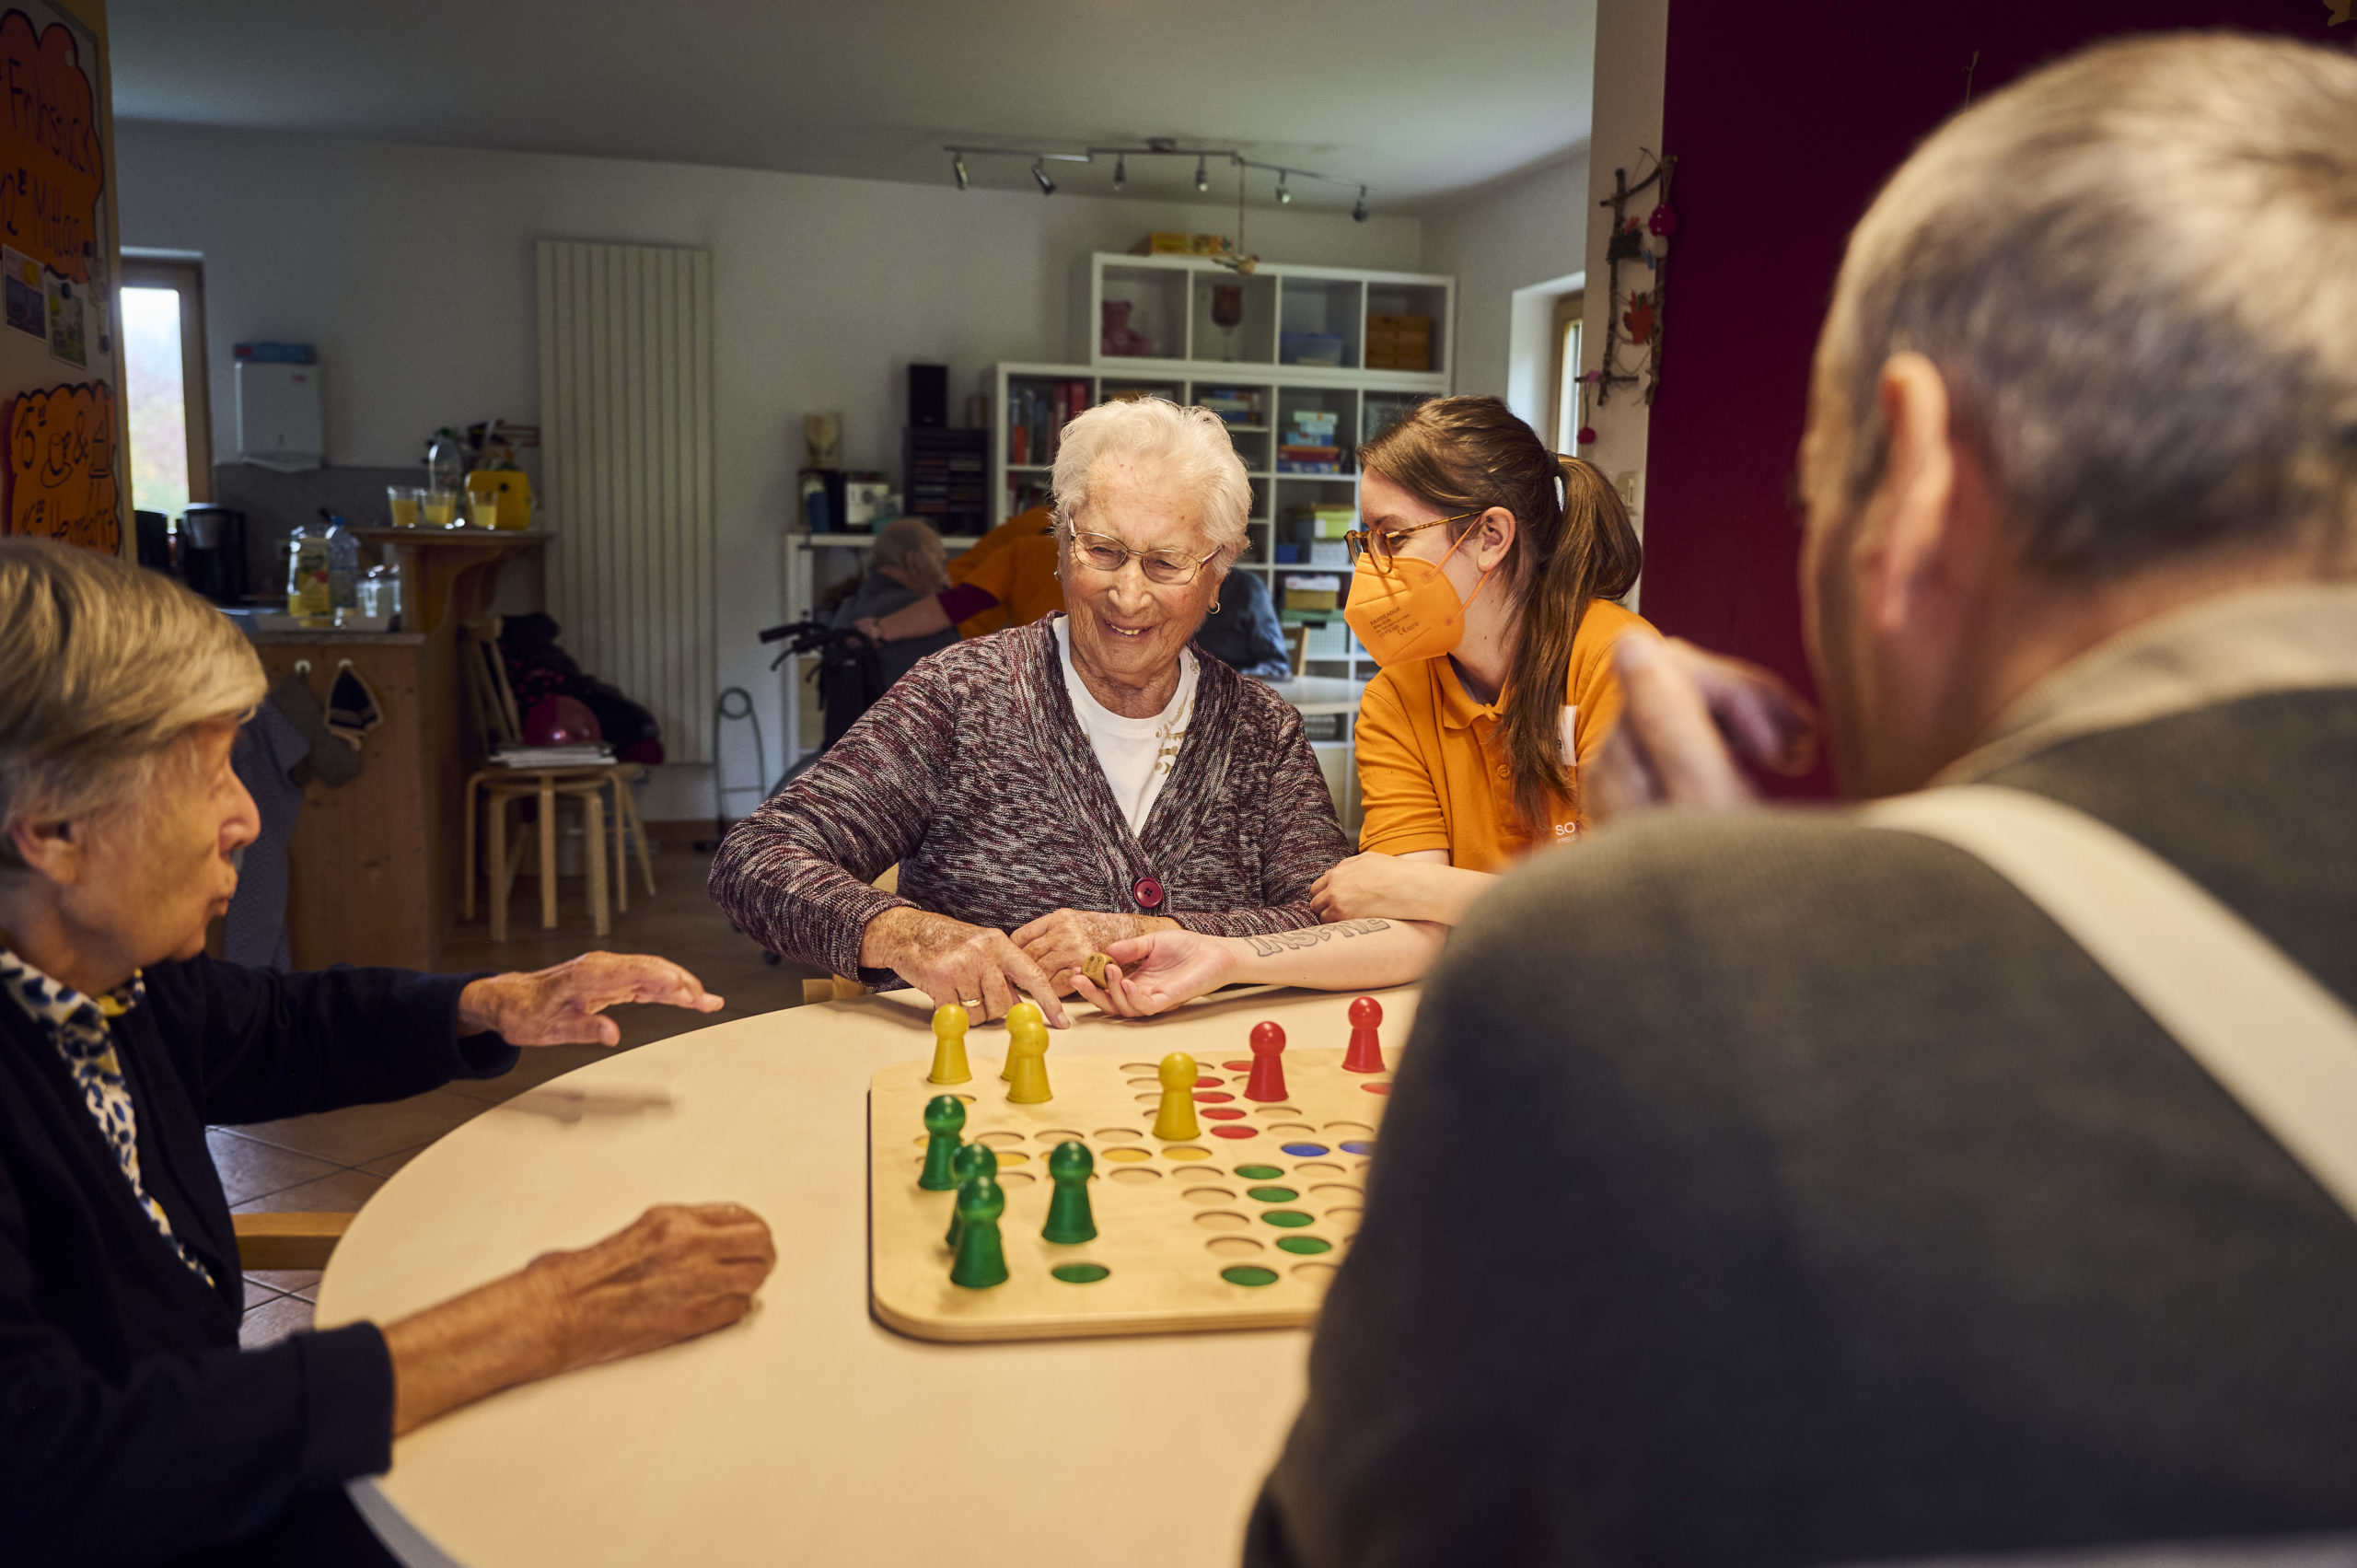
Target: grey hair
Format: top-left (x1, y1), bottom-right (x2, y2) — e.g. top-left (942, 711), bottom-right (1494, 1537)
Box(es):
top-left (1051, 397), bottom-right (1252, 569)
top-left (1815, 32), bottom-right (2357, 578)
top-left (868, 516), bottom-right (944, 575)
top-left (0, 539), bottom-right (265, 869)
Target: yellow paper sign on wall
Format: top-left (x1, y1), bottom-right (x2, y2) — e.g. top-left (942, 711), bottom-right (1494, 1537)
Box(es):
top-left (6, 380), bottom-right (119, 551)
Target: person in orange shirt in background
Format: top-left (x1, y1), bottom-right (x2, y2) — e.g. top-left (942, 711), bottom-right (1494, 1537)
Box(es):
top-left (1310, 396), bottom-right (1657, 927)
top-left (854, 505), bottom-right (1064, 646)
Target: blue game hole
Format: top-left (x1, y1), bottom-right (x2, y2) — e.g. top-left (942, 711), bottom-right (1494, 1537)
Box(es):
top-left (1280, 1142), bottom-right (1329, 1156)
top-left (1339, 1140), bottom-right (1375, 1155)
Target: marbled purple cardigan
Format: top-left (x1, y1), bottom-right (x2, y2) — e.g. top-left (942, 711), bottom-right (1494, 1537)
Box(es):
top-left (709, 618), bottom-right (1353, 982)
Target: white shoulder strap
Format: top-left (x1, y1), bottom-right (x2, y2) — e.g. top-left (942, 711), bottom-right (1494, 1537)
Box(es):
top-left (1864, 784), bottom-right (2357, 1222)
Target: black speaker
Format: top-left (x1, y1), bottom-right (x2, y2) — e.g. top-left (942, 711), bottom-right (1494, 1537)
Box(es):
top-left (908, 363), bottom-right (948, 428)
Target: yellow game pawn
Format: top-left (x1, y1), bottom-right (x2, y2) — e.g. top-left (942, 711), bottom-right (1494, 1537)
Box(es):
top-left (1153, 1051), bottom-right (1200, 1140)
top-left (1004, 1016), bottom-right (1052, 1105)
top-left (1002, 999), bottom-right (1045, 1081)
top-left (927, 1003), bottom-right (971, 1085)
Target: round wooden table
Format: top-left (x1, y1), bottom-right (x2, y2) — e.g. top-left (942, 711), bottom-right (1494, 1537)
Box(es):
top-left (319, 982), bottom-right (1420, 1568)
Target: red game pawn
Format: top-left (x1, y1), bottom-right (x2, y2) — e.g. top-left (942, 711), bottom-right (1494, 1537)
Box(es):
top-left (1244, 1021), bottom-right (1288, 1101)
top-left (1342, 995), bottom-right (1385, 1074)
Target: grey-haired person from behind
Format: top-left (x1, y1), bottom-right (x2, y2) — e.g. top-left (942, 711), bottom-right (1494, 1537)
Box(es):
top-left (1248, 32), bottom-right (2357, 1568)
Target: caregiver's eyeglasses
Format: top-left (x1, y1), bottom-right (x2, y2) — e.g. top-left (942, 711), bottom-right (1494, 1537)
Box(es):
top-left (1069, 530), bottom-right (1221, 587)
top-left (1343, 511), bottom-right (1480, 574)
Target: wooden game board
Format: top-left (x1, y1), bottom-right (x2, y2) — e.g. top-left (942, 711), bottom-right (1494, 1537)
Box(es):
top-left (869, 1043), bottom-right (1393, 1342)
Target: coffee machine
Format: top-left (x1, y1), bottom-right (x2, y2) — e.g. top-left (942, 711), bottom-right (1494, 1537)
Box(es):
top-left (177, 505), bottom-right (250, 604)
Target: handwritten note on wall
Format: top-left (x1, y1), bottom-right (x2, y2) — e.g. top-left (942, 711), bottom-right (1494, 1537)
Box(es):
top-left (6, 377), bottom-right (113, 545)
top-left (0, 2), bottom-right (116, 554)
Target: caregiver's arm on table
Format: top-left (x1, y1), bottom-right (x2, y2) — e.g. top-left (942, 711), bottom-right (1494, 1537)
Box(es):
top-left (1072, 918), bottom-right (1446, 1018)
top-left (1311, 849), bottom-right (1497, 927)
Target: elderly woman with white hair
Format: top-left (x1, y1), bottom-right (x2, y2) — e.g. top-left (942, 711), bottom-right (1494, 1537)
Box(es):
top-left (0, 539), bottom-right (775, 1564)
top-left (713, 397), bottom-right (1440, 1020)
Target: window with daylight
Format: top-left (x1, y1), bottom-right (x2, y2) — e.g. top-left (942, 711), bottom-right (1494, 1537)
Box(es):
top-left (120, 258), bottom-right (212, 520)
top-left (1549, 292), bottom-right (1585, 456)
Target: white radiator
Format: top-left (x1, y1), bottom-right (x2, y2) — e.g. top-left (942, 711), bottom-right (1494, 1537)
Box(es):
top-left (536, 240), bottom-right (716, 763)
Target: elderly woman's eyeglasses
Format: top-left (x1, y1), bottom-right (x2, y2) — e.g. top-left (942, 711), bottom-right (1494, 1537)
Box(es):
top-left (1070, 529), bottom-right (1221, 587)
top-left (1343, 511), bottom-right (1480, 575)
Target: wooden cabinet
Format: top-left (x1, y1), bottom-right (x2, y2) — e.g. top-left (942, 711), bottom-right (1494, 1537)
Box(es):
top-left (249, 633), bottom-right (449, 971)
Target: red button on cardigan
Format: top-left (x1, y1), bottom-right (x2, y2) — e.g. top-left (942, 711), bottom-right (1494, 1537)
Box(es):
top-left (1133, 877), bottom-right (1165, 910)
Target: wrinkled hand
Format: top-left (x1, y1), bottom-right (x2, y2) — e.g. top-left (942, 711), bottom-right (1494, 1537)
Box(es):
top-left (862, 907), bottom-right (1071, 1027)
top-left (526, 1202), bottom-right (776, 1374)
top-left (1585, 634), bottom-right (1819, 826)
top-left (1011, 908), bottom-right (1177, 994)
top-left (381, 1201), bottom-right (776, 1435)
top-left (458, 953), bottom-right (723, 1048)
top-left (1071, 929), bottom-right (1238, 1019)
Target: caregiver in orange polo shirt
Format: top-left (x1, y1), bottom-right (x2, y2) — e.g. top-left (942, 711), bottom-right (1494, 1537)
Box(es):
top-left (1311, 395), bottom-right (1652, 928)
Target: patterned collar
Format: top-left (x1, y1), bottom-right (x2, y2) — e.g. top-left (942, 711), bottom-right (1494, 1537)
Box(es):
top-left (0, 945), bottom-right (213, 1287)
top-left (0, 946), bottom-right (145, 1035)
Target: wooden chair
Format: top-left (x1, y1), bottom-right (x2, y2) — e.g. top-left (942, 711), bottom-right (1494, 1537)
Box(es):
top-left (233, 1212), bottom-right (352, 1271)
top-left (1283, 623), bottom-right (1311, 677)
top-left (458, 619), bottom-right (656, 941)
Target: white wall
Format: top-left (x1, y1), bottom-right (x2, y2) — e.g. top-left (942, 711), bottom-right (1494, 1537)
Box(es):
top-left (1419, 149), bottom-right (1589, 403)
top-left (1580, 0), bottom-right (1667, 548)
top-left (115, 122), bottom-right (1422, 817)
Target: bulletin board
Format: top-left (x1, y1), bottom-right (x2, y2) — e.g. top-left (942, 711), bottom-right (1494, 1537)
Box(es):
top-left (0, 0), bottom-right (122, 555)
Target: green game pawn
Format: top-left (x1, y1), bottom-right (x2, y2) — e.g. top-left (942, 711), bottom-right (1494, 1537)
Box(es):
top-left (1042, 1140), bottom-right (1097, 1245)
top-left (949, 1176), bottom-right (1010, 1289)
top-left (917, 1095), bottom-right (966, 1191)
top-left (945, 1143), bottom-right (998, 1249)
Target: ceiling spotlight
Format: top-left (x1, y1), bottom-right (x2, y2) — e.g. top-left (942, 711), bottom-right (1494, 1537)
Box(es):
top-left (1353, 186), bottom-right (1368, 222)
top-left (1277, 170), bottom-right (1292, 205)
top-left (1032, 158), bottom-right (1056, 196)
top-left (953, 154), bottom-right (969, 191)
top-left (1113, 154), bottom-right (1127, 192)
top-left (1194, 155), bottom-right (1209, 192)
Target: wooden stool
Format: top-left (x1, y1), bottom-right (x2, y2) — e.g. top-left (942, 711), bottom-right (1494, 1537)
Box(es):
top-left (464, 767), bottom-right (613, 942)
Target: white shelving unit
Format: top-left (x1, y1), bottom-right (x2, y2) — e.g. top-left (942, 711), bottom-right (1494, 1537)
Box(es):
top-left (987, 254), bottom-right (1454, 684)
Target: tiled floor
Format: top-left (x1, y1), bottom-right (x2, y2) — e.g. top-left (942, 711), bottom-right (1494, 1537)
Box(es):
top-left (225, 838), bottom-right (828, 1347)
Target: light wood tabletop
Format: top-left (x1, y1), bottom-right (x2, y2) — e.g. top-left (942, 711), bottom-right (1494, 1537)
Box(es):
top-left (319, 982), bottom-right (1420, 1568)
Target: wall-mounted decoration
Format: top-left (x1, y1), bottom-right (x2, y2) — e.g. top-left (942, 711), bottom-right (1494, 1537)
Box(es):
top-left (5, 378), bottom-right (118, 548)
top-left (1592, 150), bottom-right (1678, 408)
top-left (0, 2), bottom-right (121, 553)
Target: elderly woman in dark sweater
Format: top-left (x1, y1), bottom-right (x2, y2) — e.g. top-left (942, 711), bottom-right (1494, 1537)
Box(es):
top-left (713, 398), bottom-right (1437, 1022)
top-left (0, 540), bottom-right (774, 1564)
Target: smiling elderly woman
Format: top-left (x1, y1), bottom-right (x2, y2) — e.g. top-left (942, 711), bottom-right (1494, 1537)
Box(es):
top-left (0, 540), bottom-right (773, 1565)
top-left (711, 397), bottom-right (1367, 1020)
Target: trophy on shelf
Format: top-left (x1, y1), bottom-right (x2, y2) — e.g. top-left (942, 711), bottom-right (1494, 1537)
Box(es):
top-left (1211, 284), bottom-right (1245, 361)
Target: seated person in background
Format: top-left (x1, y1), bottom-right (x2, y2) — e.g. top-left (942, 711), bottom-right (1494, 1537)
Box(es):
top-left (832, 516), bottom-right (956, 687)
top-left (0, 540), bottom-right (776, 1566)
top-left (857, 505), bottom-right (1064, 646)
top-left (1247, 34), bottom-right (2357, 1567)
top-left (1305, 398), bottom-right (1702, 931)
top-left (1193, 566), bottom-right (1294, 680)
top-left (711, 397), bottom-right (1441, 1024)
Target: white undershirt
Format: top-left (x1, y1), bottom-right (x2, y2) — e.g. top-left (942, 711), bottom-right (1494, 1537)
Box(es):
top-left (1054, 616), bottom-right (1198, 838)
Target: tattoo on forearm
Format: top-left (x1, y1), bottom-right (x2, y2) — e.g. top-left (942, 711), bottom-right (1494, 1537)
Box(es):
top-left (1244, 919), bottom-right (1391, 957)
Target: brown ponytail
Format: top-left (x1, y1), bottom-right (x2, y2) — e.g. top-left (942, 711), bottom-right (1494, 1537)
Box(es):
top-left (1359, 396), bottom-right (1643, 832)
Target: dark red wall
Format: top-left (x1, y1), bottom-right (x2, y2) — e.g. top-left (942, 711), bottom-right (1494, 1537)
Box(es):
top-left (1642, 0), bottom-right (2345, 795)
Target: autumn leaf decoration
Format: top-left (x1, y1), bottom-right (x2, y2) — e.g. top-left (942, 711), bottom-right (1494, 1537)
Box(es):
top-left (1623, 291), bottom-right (1657, 346)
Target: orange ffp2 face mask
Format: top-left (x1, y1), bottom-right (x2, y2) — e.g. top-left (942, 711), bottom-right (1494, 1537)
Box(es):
top-left (1341, 523), bottom-right (1500, 668)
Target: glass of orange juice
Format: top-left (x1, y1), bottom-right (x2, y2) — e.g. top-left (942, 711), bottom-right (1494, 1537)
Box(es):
top-left (386, 485), bottom-right (423, 528)
top-left (467, 489), bottom-right (500, 529)
top-left (423, 489), bottom-right (460, 528)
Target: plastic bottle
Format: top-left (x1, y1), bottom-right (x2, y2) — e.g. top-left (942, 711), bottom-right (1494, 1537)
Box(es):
top-left (285, 525), bottom-right (331, 623)
top-left (324, 514), bottom-right (359, 611)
